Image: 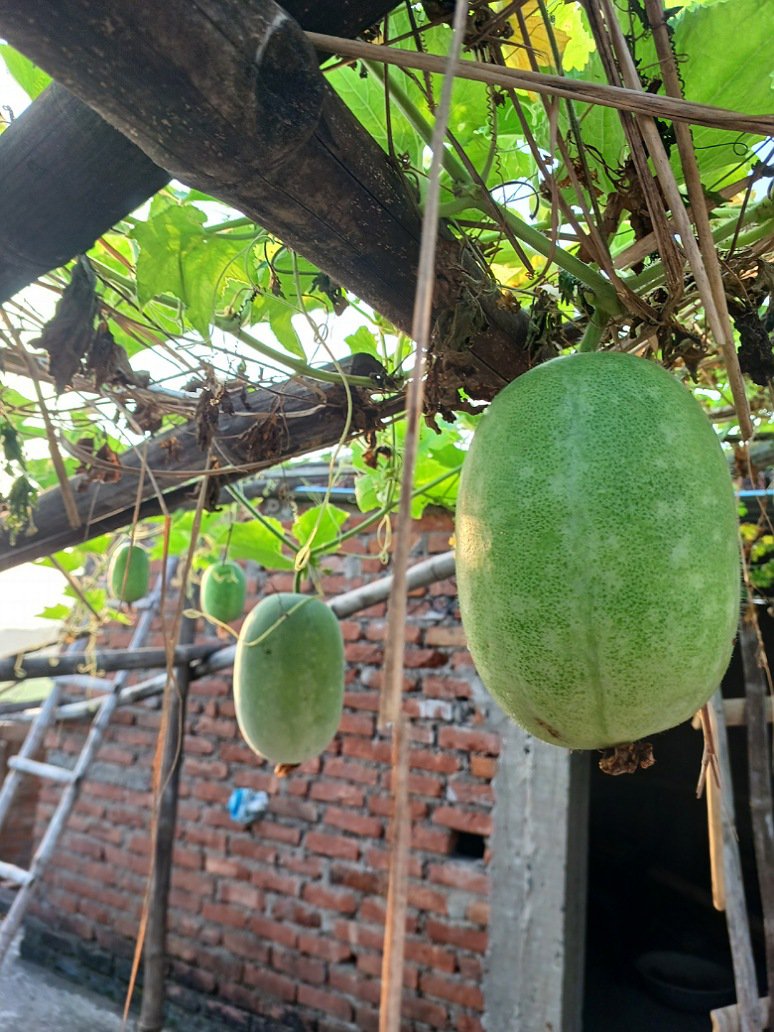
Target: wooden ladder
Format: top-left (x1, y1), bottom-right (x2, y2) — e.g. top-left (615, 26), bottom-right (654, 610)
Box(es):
top-left (0, 565), bottom-right (173, 969)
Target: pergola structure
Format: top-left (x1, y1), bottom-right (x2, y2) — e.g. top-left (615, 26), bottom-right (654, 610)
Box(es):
top-left (0, 2), bottom-right (772, 1031)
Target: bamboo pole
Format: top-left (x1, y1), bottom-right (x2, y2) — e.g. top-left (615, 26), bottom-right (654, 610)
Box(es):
top-left (0, 642), bottom-right (221, 685)
top-left (138, 601), bottom-right (198, 1032)
top-left (738, 612), bottom-right (774, 1023)
top-left (709, 690), bottom-right (764, 1032)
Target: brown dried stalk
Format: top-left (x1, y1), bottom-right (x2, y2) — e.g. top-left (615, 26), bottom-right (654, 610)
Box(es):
top-left (738, 605), bottom-right (774, 1022)
top-left (379, 4), bottom-right (470, 1030)
top-left (307, 32), bottom-right (774, 136)
top-left (644, 0), bottom-right (753, 440)
top-left (0, 310), bottom-right (81, 530)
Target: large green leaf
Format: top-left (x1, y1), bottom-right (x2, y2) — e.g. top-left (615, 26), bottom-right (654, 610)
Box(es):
top-left (0, 44), bottom-right (51, 99)
top-left (132, 199), bottom-right (258, 338)
top-left (222, 519), bottom-right (295, 570)
top-left (676, 0), bottom-right (773, 183)
top-left (292, 502), bottom-right (349, 554)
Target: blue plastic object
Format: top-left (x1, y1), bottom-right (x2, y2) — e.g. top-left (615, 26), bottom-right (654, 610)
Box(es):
top-left (228, 787), bottom-right (269, 825)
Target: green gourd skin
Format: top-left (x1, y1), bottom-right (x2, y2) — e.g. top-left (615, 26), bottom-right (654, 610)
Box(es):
top-left (233, 593), bottom-right (344, 765)
top-left (108, 543), bottom-right (150, 603)
top-left (201, 561), bottom-right (247, 624)
top-left (455, 352), bottom-right (741, 750)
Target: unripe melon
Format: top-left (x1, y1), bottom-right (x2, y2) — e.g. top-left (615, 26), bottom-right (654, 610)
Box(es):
top-left (233, 593), bottom-right (344, 765)
top-left (455, 352), bottom-right (740, 750)
top-left (201, 561), bottom-right (246, 624)
top-left (108, 543), bottom-right (150, 603)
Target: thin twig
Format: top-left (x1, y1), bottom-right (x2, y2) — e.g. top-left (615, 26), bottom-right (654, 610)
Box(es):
top-left (307, 32), bottom-right (774, 136)
top-left (379, 6), bottom-right (469, 1029)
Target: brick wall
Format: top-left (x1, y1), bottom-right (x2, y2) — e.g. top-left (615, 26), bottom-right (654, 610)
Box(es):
top-left (0, 721), bottom-right (40, 868)
top-left (24, 509), bottom-right (501, 1031)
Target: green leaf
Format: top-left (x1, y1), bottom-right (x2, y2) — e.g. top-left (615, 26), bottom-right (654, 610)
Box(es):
top-left (36, 604), bottom-right (71, 622)
top-left (345, 326), bottom-right (380, 360)
top-left (268, 304), bottom-right (305, 359)
top-left (292, 503), bottom-right (349, 553)
top-left (223, 519), bottom-right (295, 570)
top-left (0, 44), bottom-right (51, 99)
top-left (132, 200), bottom-right (259, 337)
top-left (675, 0), bottom-right (773, 182)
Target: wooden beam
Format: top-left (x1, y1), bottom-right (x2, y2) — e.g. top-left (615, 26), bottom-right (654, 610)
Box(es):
top-left (0, 642), bottom-right (221, 685)
top-left (0, 1), bottom-right (398, 304)
top-left (0, 355), bottom-right (404, 569)
top-left (0, 0), bottom-right (530, 400)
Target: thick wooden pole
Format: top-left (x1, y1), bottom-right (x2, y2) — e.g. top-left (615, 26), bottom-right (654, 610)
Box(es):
top-left (137, 604), bottom-right (198, 1032)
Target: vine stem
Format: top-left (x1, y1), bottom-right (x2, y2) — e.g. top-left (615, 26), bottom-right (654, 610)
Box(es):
top-left (379, 5), bottom-right (469, 1031)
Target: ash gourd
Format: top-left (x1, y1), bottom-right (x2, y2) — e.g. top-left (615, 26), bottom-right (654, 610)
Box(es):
top-left (455, 352), bottom-right (741, 758)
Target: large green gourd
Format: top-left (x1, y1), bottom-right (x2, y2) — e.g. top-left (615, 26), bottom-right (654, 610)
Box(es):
top-left (108, 543), bottom-right (150, 603)
top-left (456, 352), bottom-right (740, 750)
top-left (233, 593), bottom-right (344, 765)
top-left (201, 561), bottom-right (246, 624)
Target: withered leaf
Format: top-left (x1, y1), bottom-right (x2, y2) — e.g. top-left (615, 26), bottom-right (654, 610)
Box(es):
top-left (87, 324), bottom-right (150, 390)
top-left (33, 255), bottom-right (97, 394)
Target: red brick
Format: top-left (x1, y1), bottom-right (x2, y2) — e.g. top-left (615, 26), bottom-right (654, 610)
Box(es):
top-left (229, 837), bottom-right (278, 864)
top-left (470, 755), bottom-right (498, 779)
top-left (302, 883), bottom-right (359, 915)
top-left (191, 781), bottom-right (231, 804)
top-left (272, 946), bottom-right (325, 985)
top-left (432, 806), bottom-right (492, 837)
top-left (411, 825), bottom-right (453, 854)
top-left (457, 1015), bottom-right (485, 1032)
top-left (331, 920), bottom-right (383, 952)
top-left (409, 748), bottom-right (459, 774)
top-left (427, 863), bottom-right (490, 895)
top-left (298, 984), bottom-right (353, 1022)
top-left (402, 648), bottom-right (447, 669)
top-left (182, 825), bottom-right (227, 851)
top-left (256, 820), bottom-right (302, 846)
top-left (322, 757), bottom-right (380, 785)
top-left (338, 619), bottom-right (361, 641)
top-left (270, 795), bottom-right (318, 822)
top-left (345, 642), bottom-right (384, 664)
top-left (368, 795), bottom-right (427, 820)
top-left (324, 806), bottom-right (384, 838)
top-left (337, 711), bottom-right (375, 736)
top-left (270, 899), bottom-right (322, 928)
top-left (438, 727), bottom-right (501, 755)
top-left (329, 863), bottom-right (386, 895)
top-left (426, 918), bottom-right (488, 952)
top-left (282, 854), bottom-right (324, 878)
top-left (403, 996), bottom-right (450, 1027)
top-left (183, 757), bottom-right (229, 779)
top-left (219, 742), bottom-right (259, 764)
top-left (201, 902), bottom-right (248, 929)
top-left (459, 954), bottom-right (484, 980)
top-left (383, 770), bottom-right (444, 798)
top-left (420, 972), bottom-right (484, 1010)
top-left (298, 933), bottom-right (354, 963)
top-left (328, 966), bottom-right (381, 1005)
top-left (218, 881), bottom-right (262, 908)
top-left (424, 624), bottom-right (467, 646)
top-left (448, 779), bottom-right (494, 807)
top-left (250, 868), bottom-right (300, 896)
top-left (358, 951), bottom-right (418, 989)
top-left (310, 780), bottom-right (364, 806)
top-left (183, 734), bottom-right (215, 755)
top-left (342, 690), bottom-right (381, 712)
top-left (243, 965), bottom-right (296, 1002)
top-left (341, 737), bottom-right (391, 764)
top-left (306, 831), bottom-right (359, 861)
top-left (97, 744), bottom-right (137, 765)
top-left (173, 869), bottom-right (217, 898)
top-left (204, 855), bottom-right (251, 879)
top-left (419, 672), bottom-right (472, 700)
top-left (362, 847), bottom-right (422, 878)
top-left (467, 899), bottom-right (490, 925)
top-left (404, 938), bottom-right (456, 972)
top-left (407, 883), bottom-right (447, 914)
top-left (354, 1004), bottom-right (380, 1032)
top-left (248, 915), bottom-right (298, 948)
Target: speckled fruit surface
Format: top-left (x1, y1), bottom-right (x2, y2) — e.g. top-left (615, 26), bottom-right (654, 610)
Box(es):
top-left (455, 352), bottom-right (740, 749)
top-left (234, 593), bottom-right (344, 764)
